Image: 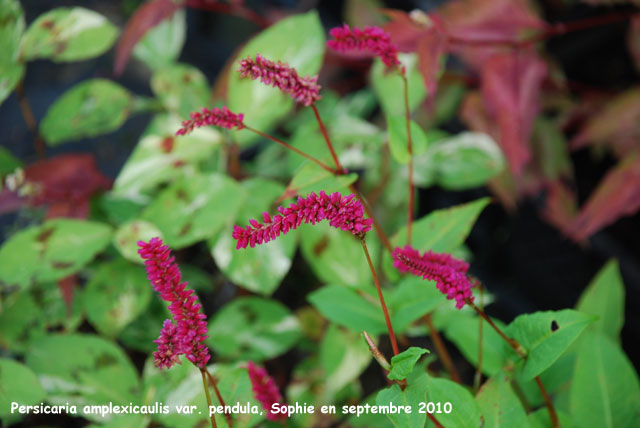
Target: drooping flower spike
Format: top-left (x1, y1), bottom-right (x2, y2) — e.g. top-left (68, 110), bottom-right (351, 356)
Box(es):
top-left (233, 191), bottom-right (373, 249)
top-left (247, 361), bottom-right (287, 421)
top-left (176, 106), bottom-right (245, 136)
top-left (327, 24), bottom-right (402, 71)
top-left (138, 238), bottom-right (210, 368)
top-left (393, 245), bottom-right (475, 309)
top-left (238, 53), bottom-right (322, 106)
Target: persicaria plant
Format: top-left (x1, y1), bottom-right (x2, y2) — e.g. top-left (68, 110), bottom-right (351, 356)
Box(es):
top-left (1, 2), bottom-right (639, 428)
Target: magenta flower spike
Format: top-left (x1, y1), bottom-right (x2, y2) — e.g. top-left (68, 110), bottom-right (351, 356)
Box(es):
top-left (327, 24), bottom-right (402, 70)
top-left (238, 54), bottom-right (322, 106)
top-left (232, 191), bottom-right (373, 249)
top-left (247, 361), bottom-right (287, 421)
top-left (393, 245), bottom-right (475, 309)
top-left (176, 106), bottom-right (245, 136)
top-left (138, 238), bottom-right (211, 368)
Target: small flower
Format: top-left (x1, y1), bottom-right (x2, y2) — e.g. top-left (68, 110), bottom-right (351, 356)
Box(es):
top-left (247, 361), bottom-right (287, 421)
top-left (238, 54), bottom-right (321, 106)
top-left (233, 191), bottom-right (373, 249)
top-left (393, 245), bottom-right (475, 309)
top-left (327, 24), bottom-right (402, 70)
top-left (138, 238), bottom-right (211, 368)
top-left (153, 319), bottom-right (182, 369)
top-left (176, 106), bottom-right (245, 136)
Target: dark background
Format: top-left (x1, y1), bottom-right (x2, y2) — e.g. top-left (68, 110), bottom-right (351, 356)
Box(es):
top-left (1, 0), bottom-right (639, 379)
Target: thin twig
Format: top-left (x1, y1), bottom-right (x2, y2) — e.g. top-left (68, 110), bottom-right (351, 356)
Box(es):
top-left (205, 368), bottom-right (234, 428)
top-left (401, 74), bottom-right (414, 246)
top-left (423, 314), bottom-right (461, 383)
top-left (473, 285), bottom-right (485, 392)
top-left (361, 238), bottom-right (399, 356)
top-left (427, 412), bottom-right (445, 428)
top-left (311, 104), bottom-right (343, 173)
top-left (200, 369), bottom-right (217, 428)
top-left (535, 375), bottom-right (560, 428)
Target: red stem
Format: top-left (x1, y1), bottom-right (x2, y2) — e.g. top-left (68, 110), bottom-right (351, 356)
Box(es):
top-left (427, 412), bottom-right (445, 428)
top-left (311, 104), bottom-right (344, 173)
top-left (535, 375), bottom-right (560, 428)
top-left (361, 238), bottom-right (400, 356)
top-left (245, 125), bottom-right (337, 174)
top-left (401, 74), bottom-right (414, 246)
top-left (200, 369), bottom-right (217, 428)
top-left (423, 314), bottom-right (461, 383)
top-left (350, 184), bottom-right (394, 254)
top-left (205, 368), bottom-right (233, 428)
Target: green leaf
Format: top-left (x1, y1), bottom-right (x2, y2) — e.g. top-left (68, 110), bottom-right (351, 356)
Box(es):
top-left (388, 347), bottom-right (430, 381)
top-left (416, 132), bottom-right (505, 190)
top-left (300, 222), bottom-right (378, 288)
top-left (208, 297), bottom-right (301, 362)
top-left (0, 219), bottom-right (112, 290)
top-left (388, 276), bottom-right (447, 333)
top-left (118, 295), bottom-right (171, 353)
top-left (528, 409), bottom-right (575, 428)
top-left (84, 258), bottom-right (151, 337)
top-left (506, 309), bottom-right (594, 381)
top-left (284, 162), bottom-right (358, 199)
top-left (371, 53), bottom-right (427, 117)
top-left (387, 116), bottom-right (432, 164)
top-left (228, 11), bottom-right (325, 145)
top-left (40, 79), bottom-right (133, 145)
top-left (476, 371), bottom-right (530, 428)
top-left (443, 313), bottom-right (509, 376)
top-left (113, 220), bottom-right (164, 264)
top-left (151, 63), bottom-right (209, 117)
top-left (141, 173), bottom-right (243, 249)
top-left (392, 197), bottom-right (490, 252)
top-left (0, 0), bottom-right (25, 105)
top-left (426, 377), bottom-right (481, 428)
top-left (133, 9), bottom-right (186, 71)
top-left (569, 332), bottom-right (640, 428)
top-left (26, 334), bottom-right (140, 422)
top-left (0, 146), bottom-right (22, 175)
top-left (0, 358), bottom-right (46, 420)
top-left (376, 370), bottom-right (428, 428)
top-left (210, 179), bottom-right (296, 295)
top-left (21, 7), bottom-right (118, 62)
top-left (308, 285), bottom-right (387, 334)
top-left (320, 324), bottom-right (371, 395)
top-left (113, 115), bottom-right (221, 199)
top-left (575, 259), bottom-right (625, 339)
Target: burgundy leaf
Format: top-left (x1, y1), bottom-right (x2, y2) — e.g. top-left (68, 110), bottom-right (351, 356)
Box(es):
top-left (417, 26), bottom-right (448, 97)
top-left (569, 150), bottom-right (640, 241)
top-left (571, 87), bottom-right (640, 157)
top-left (114, 0), bottom-right (180, 76)
top-left (542, 180), bottom-right (578, 233)
top-left (481, 51), bottom-right (547, 176)
top-left (382, 9), bottom-right (428, 52)
top-left (25, 153), bottom-right (111, 219)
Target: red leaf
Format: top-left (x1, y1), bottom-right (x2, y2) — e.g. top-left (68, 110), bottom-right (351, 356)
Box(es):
top-left (569, 150), bottom-right (640, 240)
top-left (416, 26), bottom-right (448, 97)
top-left (571, 87), bottom-right (640, 157)
top-left (382, 9), bottom-right (428, 52)
top-left (542, 180), bottom-right (578, 233)
top-left (114, 0), bottom-right (180, 76)
top-left (25, 153), bottom-right (111, 219)
top-left (481, 51), bottom-right (547, 176)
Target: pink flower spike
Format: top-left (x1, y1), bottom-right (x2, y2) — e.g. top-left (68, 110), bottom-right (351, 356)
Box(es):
top-left (176, 106), bottom-right (245, 136)
top-left (392, 245), bottom-right (475, 309)
top-left (247, 361), bottom-right (287, 421)
top-left (327, 24), bottom-right (402, 70)
top-left (238, 54), bottom-right (322, 106)
top-left (232, 191), bottom-right (373, 249)
top-left (138, 238), bottom-right (211, 368)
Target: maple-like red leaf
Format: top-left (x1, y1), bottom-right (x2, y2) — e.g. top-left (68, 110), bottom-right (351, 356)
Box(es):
top-left (25, 153), bottom-right (111, 219)
top-left (481, 51), bottom-right (547, 176)
top-left (569, 150), bottom-right (640, 241)
top-left (571, 87), bottom-right (640, 158)
top-left (114, 0), bottom-right (180, 76)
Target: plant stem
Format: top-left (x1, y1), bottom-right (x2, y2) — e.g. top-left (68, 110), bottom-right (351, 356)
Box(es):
top-left (473, 285), bottom-right (485, 393)
top-left (361, 238), bottom-right (400, 356)
top-left (245, 125), bottom-right (336, 174)
top-left (205, 368), bottom-right (233, 428)
top-left (423, 314), bottom-right (461, 383)
top-left (363, 331), bottom-right (391, 371)
top-left (351, 185), bottom-right (394, 254)
top-left (311, 104), bottom-right (344, 173)
top-left (535, 375), bottom-right (560, 428)
top-left (401, 74), bottom-right (414, 246)
top-left (200, 368), bottom-right (218, 428)
top-left (427, 412), bottom-right (445, 428)
top-left (16, 81), bottom-right (45, 159)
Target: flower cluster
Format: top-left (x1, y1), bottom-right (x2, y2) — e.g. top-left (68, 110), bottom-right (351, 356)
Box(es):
top-left (247, 361), bottom-right (287, 421)
top-left (327, 24), bottom-right (402, 70)
top-left (138, 237), bottom-right (210, 368)
top-left (238, 53), bottom-right (321, 106)
top-left (233, 191), bottom-right (373, 249)
top-left (393, 245), bottom-right (475, 309)
top-left (176, 106), bottom-right (244, 136)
